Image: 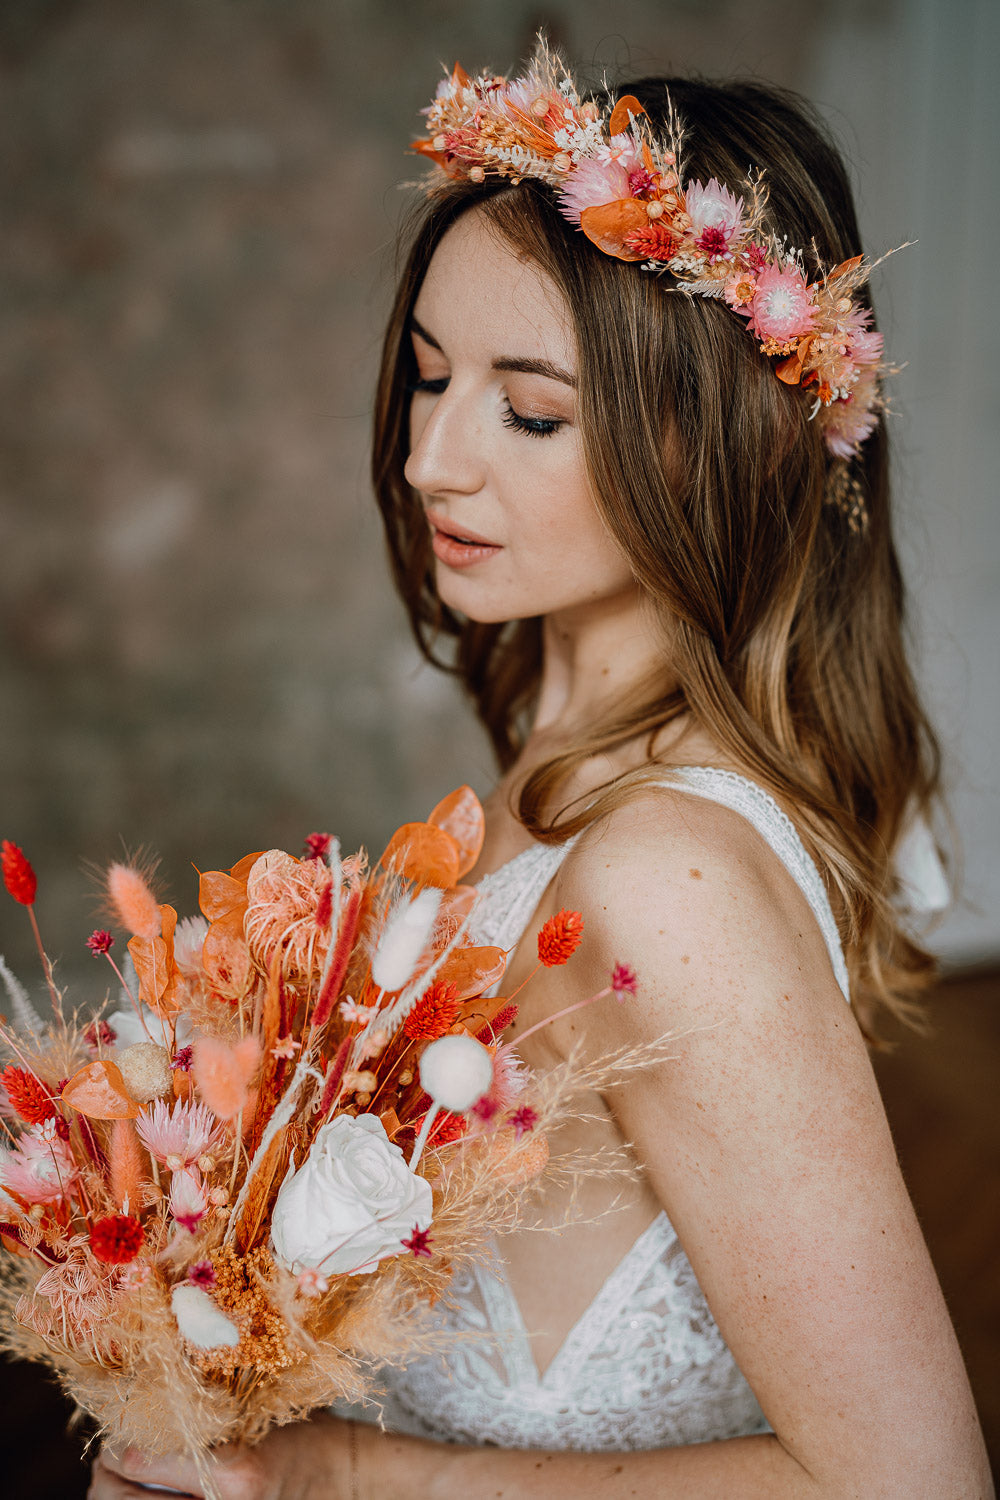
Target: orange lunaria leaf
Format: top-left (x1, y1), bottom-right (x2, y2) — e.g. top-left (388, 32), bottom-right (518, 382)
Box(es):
top-left (192, 1035), bottom-right (261, 1121)
top-left (62, 1060), bottom-right (140, 1120)
top-left (433, 945), bottom-right (507, 1001)
top-left (427, 786), bottom-right (485, 878)
top-left (106, 862), bottom-right (162, 941)
top-left (579, 199), bottom-right (653, 261)
top-left (378, 823), bottom-right (461, 889)
top-left (828, 254), bottom-right (864, 280)
top-left (128, 904), bottom-right (180, 1013)
top-left (608, 94), bottom-right (646, 136)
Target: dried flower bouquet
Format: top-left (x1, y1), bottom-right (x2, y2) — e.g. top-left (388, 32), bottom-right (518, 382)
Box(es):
top-left (0, 792), bottom-right (643, 1498)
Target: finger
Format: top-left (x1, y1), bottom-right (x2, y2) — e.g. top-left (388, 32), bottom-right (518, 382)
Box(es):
top-left (98, 1445), bottom-right (203, 1496)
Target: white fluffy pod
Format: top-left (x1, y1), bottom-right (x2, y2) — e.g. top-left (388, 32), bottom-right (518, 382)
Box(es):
top-left (371, 888), bottom-right (442, 993)
top-left (171, 1283), bottom-right (240, 1349)
top-left (418, 1034), bottom-right (494, 1113)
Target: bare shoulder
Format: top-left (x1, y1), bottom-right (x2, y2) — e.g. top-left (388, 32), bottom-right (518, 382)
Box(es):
top-left (552, 780), bottom-right (850, 1043)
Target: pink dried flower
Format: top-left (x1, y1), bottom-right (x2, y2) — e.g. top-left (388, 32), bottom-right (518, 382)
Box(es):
top-left (558, 152), bottom-right (632, 224)
top-left (83, 1019), bottom-right (116, 1052)
top-left (0, 1123), bottom-right (79, 1205)
top-left (187, 1259), bottom-right (216, 1289)
top-left (244, 850), bottom-right (334, 974)
top-left (271, 1036), bottom-right (300, 1060)
top-left (171, 1046), bottom-right (193, 1072)
top-left (822, 370), bottom-right (880, 459)
top-left (401, 1224), bottom-right (433, 1259)
top-left (684, 177), bottom-right (744, 253)
top-left (338, 998), bottom-right (373, 1026)
top-left (724, 269), bottom-right (757, 308)
top-left (296, 1267), bottom-right (329, 1297)
top-left (303, 832), bottom-right (333, 861)
top-left (106, 862), bottom-right (161, 941)
top-left (744, 262), bottom-right (817, 342)
top-left (136, 1099), bottom-right (222, 1168)
top-left (169, 1167), bottom-right (208, 1233)
top-left (86, 930), bottom-right (114, 956)
top-left (611, 963), bottom-right (638, 998)
top-left (509, 1105), bottom-right (539, 1140)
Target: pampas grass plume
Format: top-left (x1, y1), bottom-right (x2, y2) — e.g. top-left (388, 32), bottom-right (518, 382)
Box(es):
top-left (107, 862), bottom-right (162, 941)
top-left (192, 1035), bottom-right (261, 1121)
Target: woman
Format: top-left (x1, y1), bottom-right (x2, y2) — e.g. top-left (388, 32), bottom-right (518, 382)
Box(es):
top-left (92, 48), bottom-right (991, 1499)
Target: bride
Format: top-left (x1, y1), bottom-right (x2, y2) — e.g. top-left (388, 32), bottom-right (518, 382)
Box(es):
top-left (91, 47), bottom-right (991, 1500)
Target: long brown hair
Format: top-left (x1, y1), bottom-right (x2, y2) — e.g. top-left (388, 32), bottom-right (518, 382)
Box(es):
top-left (372, 75), bottom-right (942, 1032)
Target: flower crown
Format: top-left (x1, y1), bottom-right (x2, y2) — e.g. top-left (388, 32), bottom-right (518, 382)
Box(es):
top-left (411, 45), bottom-right (892, 464)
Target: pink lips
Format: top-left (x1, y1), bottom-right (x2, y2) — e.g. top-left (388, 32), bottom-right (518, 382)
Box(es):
top-left (426, 509), bottom-right (502, 568)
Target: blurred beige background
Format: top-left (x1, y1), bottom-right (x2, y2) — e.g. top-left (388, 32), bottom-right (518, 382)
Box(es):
top-left (1, 0), bottom-right (997, 989)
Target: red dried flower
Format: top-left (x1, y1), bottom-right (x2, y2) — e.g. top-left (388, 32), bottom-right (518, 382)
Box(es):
top-left (303, 832), bottom-right (332, 861)
top-left (509, 1105), bottom-right (539, 1140)
top-left (471, 1095), bottom-right (499, 1123)
top-left (475, 1002), bottom-right (519, 1044)
top-left (171, 1046), bottom-right (193, 1072)
top-left (314, 881), bottom-right (333, 930)
top-left (536, 910), bottom-right (584, 967)
top-left (1, 841), bottom-right (37, 907)
top-left (622, 223), bottom-right (680, 261)
top-left (611, 963), bottom-right (638, 997)
top-left (0, 1065), bottom-right (58, 1125)
top-left (83, 1019), bottom-right (116, 1052)
top-left (401, 1224), bottom-right (433, 1259)
top-left (404, 980), bottom-right (462, 1042)
top-left (89, 1213), bottom-right (144, 1265)
top-left (86, 929), bottom-right (114, 956)
top-left (695, 225), bottom-right (730, 261)
top-left (414, 1109), bottom-right (467, 1146)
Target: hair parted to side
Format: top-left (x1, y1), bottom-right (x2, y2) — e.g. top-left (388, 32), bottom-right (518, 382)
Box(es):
top-left (373, 73), bottom-right (942, 1034)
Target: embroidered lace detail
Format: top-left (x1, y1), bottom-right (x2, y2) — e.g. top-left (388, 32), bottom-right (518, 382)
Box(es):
top-left (342, 768), bottom-right (849, 1451)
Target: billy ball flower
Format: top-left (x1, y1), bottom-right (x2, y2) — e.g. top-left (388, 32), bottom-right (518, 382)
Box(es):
top-left (536, 910), bottom-right (584, 967)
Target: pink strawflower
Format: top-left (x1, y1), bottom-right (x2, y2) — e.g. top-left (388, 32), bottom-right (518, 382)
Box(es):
top-left (187, 1259), bottom-right (216, 1289)
top-left (724, 269), bottom-right (757, 308)
top-left (611, 963), bottom-right (638, 998)
top-left (86, 930), bottom-right (114, 956)
top-left (684, 177), bottom-right (744, 257)
top-left (744, 262), bottom-right (817, 342)
top-left (0, 1121), bottom-right (79, 1205)
top-left (136, 1098), bottom-right (222, 1168)
top-left (169, 1167), bottom-right (208, 1233)
top-left (558, 150), bottom-right (634, 224)
top-left (822, 370), bottom-right (880, 458)
top-left (303, 832), bottom-right (333, 861)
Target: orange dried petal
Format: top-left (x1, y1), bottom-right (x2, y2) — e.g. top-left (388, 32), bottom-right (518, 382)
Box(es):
top-left (609, 94), bottom-right (646, 136)
top-left (434, 945), bottom-right (507, 1001)
top-left (427, 786), bottom-right (485, 878)
top-left (62, 1060), bottom-right (140, 1120)
top-left (579, 200), bottom-right (652, 261)
top-left (378, 823), bottom-right (461, 889)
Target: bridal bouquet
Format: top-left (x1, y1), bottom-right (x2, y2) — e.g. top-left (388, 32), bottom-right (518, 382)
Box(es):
top-left (0, 790), bottom-right (638, 1496)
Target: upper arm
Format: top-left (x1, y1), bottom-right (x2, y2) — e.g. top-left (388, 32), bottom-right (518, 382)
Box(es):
top-left (550, 791), bottom-right (987, 1495)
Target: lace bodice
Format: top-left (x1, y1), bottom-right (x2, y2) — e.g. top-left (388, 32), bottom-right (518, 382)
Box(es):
top-left (348, 769), bottom-right (849, 1451)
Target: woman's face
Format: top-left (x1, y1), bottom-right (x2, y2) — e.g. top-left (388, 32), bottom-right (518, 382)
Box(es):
top-left (405, 208), bottom-right (637, 625)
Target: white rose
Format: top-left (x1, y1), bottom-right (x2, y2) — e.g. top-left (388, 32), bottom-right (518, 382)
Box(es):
top-left (270, 1113), bottom-right (432, 1276)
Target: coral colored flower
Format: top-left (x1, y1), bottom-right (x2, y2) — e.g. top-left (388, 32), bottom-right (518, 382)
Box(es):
top-left (724, 270), bottom-right (757, 308)
top-left (536, 910), bottom-right (584, 967)
top-left (404, 980), bottom-right (462, 1042)
top-left (271, 1036), bottom-right (301, 1060)
top-left (303, 832), bottom-right (333, 861)
top-left (90, 1213), bottom-right (144, 1265)
top-left (401, 1224), bottom-right (433, 1259)
top-left (611, 962), bottom-right (639, 997)
top-left (0, 1065), bottom-right (58, 1125)
top-left (169, 1167), bottom-right (208, 1233)
top-left (509, 1105), bottom-right (539, 1140)
top-left (86, 929), bottom-right (114, 956)
top-left (744, 262), bottom-right (817, 342)
top-left (623, 223), bottom-right (680, 261)
top-left (187, 1259), bottom-right (216, 1289)
top-left (1, 841), bottom-right (37, 906)
top-left (0, 1124), bottom-right (79, 1205)
top-left (136, 1099), bottom-right (222, 1168)
top-left (244, 850), bottom-right (335, 974)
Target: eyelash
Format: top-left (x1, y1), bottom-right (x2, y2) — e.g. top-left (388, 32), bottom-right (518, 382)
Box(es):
top-left (407, 376), bottom-right (564, 439)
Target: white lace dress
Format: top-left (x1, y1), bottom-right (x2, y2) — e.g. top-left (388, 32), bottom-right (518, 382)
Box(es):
top-left (348, 768), bottom-right (850, 1452)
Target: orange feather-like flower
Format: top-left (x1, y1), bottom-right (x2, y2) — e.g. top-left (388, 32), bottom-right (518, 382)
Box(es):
top-left (536, 910), bottom-right (584, 967)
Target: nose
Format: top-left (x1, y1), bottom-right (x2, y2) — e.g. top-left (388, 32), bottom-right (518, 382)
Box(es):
top-left (404, 384), bottom-right (486, 499)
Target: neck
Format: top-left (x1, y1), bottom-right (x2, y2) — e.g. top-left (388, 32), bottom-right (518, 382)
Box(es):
top-left (530, 586), bottom-right (671, 744)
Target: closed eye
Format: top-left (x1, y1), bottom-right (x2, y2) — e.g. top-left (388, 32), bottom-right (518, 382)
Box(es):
top-left (407, 376), bottom-right (449, 395)
top-left (501, 399), bottom-right (563, 438)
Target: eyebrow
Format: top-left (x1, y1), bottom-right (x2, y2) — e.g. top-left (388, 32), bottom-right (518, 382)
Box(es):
top-left (409, 316), bottom-right (577, 389)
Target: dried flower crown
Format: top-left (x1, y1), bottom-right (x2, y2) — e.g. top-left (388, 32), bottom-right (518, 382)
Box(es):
top-left (411, 45), bottom-right (893, 463)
